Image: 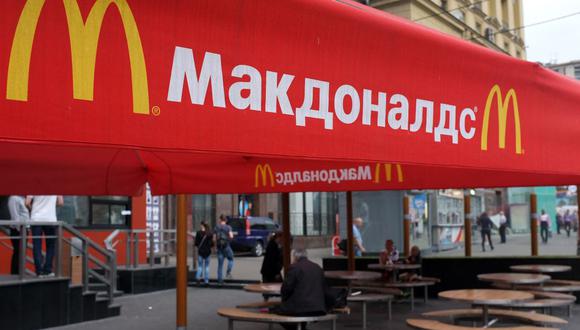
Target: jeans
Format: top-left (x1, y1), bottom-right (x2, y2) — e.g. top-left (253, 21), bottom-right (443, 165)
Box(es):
top-left (196, 255), bottom-right (210, 283)
top-left (217, 245), bottom-right (234, 282)
top-left (354, 248), bottom-right (362, 257)
top-left (32, 226), bottom-right (56, 275)
top-left (565, 222), bottom-right (572, 237)
top-left (481, 229), bottom-right (493, 251)
top-left (540, 223), bottom-right (549, 243)
top-left (499, 225), bottom-right (507, 243)
top-left (10, 228), bottom-right (21, 275)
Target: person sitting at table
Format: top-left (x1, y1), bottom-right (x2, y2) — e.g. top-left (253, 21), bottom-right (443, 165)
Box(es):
top-left (379, 239), bottom-right (399, 265)
top-left (399, 245), bottom-right (421, 282)
top-left (276, 248), bottom-right (327, 330)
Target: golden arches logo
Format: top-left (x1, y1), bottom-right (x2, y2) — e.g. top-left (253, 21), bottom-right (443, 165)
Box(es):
top-left (255, 164), bottom-right (275, 188)
top-left (373, 163), bottom-right (404, 183)
top-left (7, 0), bottom-right (150, 115)
top-left (480, 85), bottom-right (522, 154)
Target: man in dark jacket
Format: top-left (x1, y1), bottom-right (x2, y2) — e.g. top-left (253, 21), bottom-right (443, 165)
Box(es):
top-left (278, 248), bottom-right (327, 329)
top-left (260, 231), bottom-right (284, 283)
top-left (479, 212), bottom-right (494, 252)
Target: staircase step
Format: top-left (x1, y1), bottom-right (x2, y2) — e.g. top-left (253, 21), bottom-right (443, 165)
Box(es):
top-left (96, 290), bottom-right (124, 298)
top-left (188, 281), bottom-right (245, 290)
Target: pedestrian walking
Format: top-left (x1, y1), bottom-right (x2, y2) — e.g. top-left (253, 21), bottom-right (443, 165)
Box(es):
top-left (7, 196), bottom-right (29, 275)
top-left (260, 231), bottom-right (284, 283)
top-left (214, 215), bottom-right (234, 284)
top-left (563, 210), bottom-right (573, 238)
top-left (26, 195), bottom-right (63, 277)
top-left (353, 217), bottom-right (366, 256)
top-left (556, 212), bottom-right (563, 235)
top-left (194, 221), bottom-right (212, 285)
top-left (478, 212), bottom-right (494, 252)
top-left (498, 211), bottom-right (508, 244)
top-left (539, 209), bottom-right (551, 243)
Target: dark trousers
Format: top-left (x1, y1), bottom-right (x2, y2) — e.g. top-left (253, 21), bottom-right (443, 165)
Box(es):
top-left (32, 226), bottom-right (56, 275)
top-left (499, 225), bottom-right (507, 243)
top-left (481, 230), bottom-right (493, 250)
top-left (565, 222), bottom-right (571, 237)
top-left (10, 228), bottom-right (21, 275)
top-left (540, 223), bottom-right (549, 243)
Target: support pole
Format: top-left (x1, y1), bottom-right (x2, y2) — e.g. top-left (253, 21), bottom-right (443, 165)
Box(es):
top-left (282, 193), bottom-right (291, 275)
top-left (464, 195), bottom-right (472, 257)
top-left (576, 185), bottom-right (580, 256)
top-left (176, 194), bottom-right (187, 330)
top-left (403, 196), bottom-right (410, 258)
top-left (530, 193), bottom-right (538, 256)
top-left (346, 191), bottom-right (355, 271)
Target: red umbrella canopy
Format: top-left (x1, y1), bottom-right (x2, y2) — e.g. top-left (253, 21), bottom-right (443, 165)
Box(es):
top-left (0, 0), bottom-right (579, 195)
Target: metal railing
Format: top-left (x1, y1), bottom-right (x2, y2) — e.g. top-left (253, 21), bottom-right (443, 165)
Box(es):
top-left (0, 220), bottom-right (116, 305)
top-left (104, 228), bottom-right (197, 270)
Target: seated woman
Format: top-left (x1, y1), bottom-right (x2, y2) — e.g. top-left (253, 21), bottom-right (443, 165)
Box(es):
top-left (379, 239), bottom-right (399, 265)
top-left (378, 240), bottom-right (399, 281)
top-left (399, 245), bottom-right (422, 282)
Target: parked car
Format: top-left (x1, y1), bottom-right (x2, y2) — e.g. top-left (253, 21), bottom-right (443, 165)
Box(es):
top-left (227, 216), bottom-right (279, 257)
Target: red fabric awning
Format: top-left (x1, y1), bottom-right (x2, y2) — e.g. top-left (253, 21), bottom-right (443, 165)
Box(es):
top-left (1, 0), bottom-right (579, 195)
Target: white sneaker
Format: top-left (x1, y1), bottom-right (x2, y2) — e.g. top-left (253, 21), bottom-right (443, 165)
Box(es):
top-left (226, 273), bottom-right (233, 280)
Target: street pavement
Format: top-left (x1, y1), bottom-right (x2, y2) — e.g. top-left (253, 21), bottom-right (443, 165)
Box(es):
top-left (188, 233), bottom-right (578, 282)
top-left (47, 233), bottom-right (580, 330)
top-left (434, 231), bottom-right (579, 257)
top-left (50, 287), bottom-right (580, 330)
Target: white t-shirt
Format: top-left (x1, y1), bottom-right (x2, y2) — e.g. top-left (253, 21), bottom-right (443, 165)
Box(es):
top-left (27, 195), bottom-right (58, 222)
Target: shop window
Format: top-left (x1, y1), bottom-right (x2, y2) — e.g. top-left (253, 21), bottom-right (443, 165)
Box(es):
top-left (58, 196), bottom-right (131, 228)
top-left (290, 192), bottom-right (338, 236)
top-left (191, 194), bottom-right (216, 229)
top-left (574, 66), bottom-right (580, 80)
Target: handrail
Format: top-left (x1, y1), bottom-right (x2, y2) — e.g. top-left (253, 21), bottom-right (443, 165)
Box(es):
top-left (104, 229), bottom-right (120, 251)
top-left (0, 220), bottom-right (116, 306)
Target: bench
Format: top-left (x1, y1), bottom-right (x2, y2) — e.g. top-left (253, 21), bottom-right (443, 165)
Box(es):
top-left (407, 318), bottom-right (558, 330)
top-left (512, 289), bottom-right (575, 316)
top-left (527, 291), bottom-right (576, 301)
top-left (507, 299), bottom-right (575, 317)
top-left (349, 282), bottom-right (404, 296)
top-left (383, 280), bottom-right (437, 310)
top-left (347, 293), bottom-right (393, 329)
top-left (423, 308), bottom-right (567, 326)
top-left (236, 301), bottom-right (351, 315)
top-left (218, 308), bottom-right (338, 330)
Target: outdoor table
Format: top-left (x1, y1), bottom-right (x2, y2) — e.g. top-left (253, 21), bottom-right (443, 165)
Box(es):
top-left (325, 271), bottom-right (381, 293)
top-left (368, 263), bottom-right (421, 283)
top-left (439, 289), bottom-right (534, 325)
top-left (510, 264), bottom-right (571, 274)
top-left (478, 273), bottom-right (550, 289)
top-left (243, 283), bottom-right (282, 296)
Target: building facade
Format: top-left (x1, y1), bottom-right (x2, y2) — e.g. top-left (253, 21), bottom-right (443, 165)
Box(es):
top-left (547, 60), bottom-right (580, 80)
top-left (369, 0), bottom-right (526, 59)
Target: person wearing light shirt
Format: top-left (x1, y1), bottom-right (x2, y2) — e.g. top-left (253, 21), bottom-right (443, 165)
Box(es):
top-left (352, 217), bottom-right (366, 257)
top-left (26, 195), bottom-right (63, 277)
top-left (8, 196), bottom-right (29, 275)
top-left (539, 209), bottom-right (551, 244)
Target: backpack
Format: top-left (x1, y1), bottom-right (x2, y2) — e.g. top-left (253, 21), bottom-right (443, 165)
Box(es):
top-left (216, 226), bottom-right (230, 249)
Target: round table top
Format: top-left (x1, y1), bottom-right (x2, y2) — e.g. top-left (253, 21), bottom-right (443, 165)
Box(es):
top-left (243, 283), bottom-right (282, 294)
top-left (439, 289), bottom-right (534, 305)
top-left (368, 263), bottom-right (421, 271)
top-left (478, 273), bottom-right (550, 284)
top-left (510, 264), bottom-right (571, 274)
top-left (324, 270), bottom-right (382, 281)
